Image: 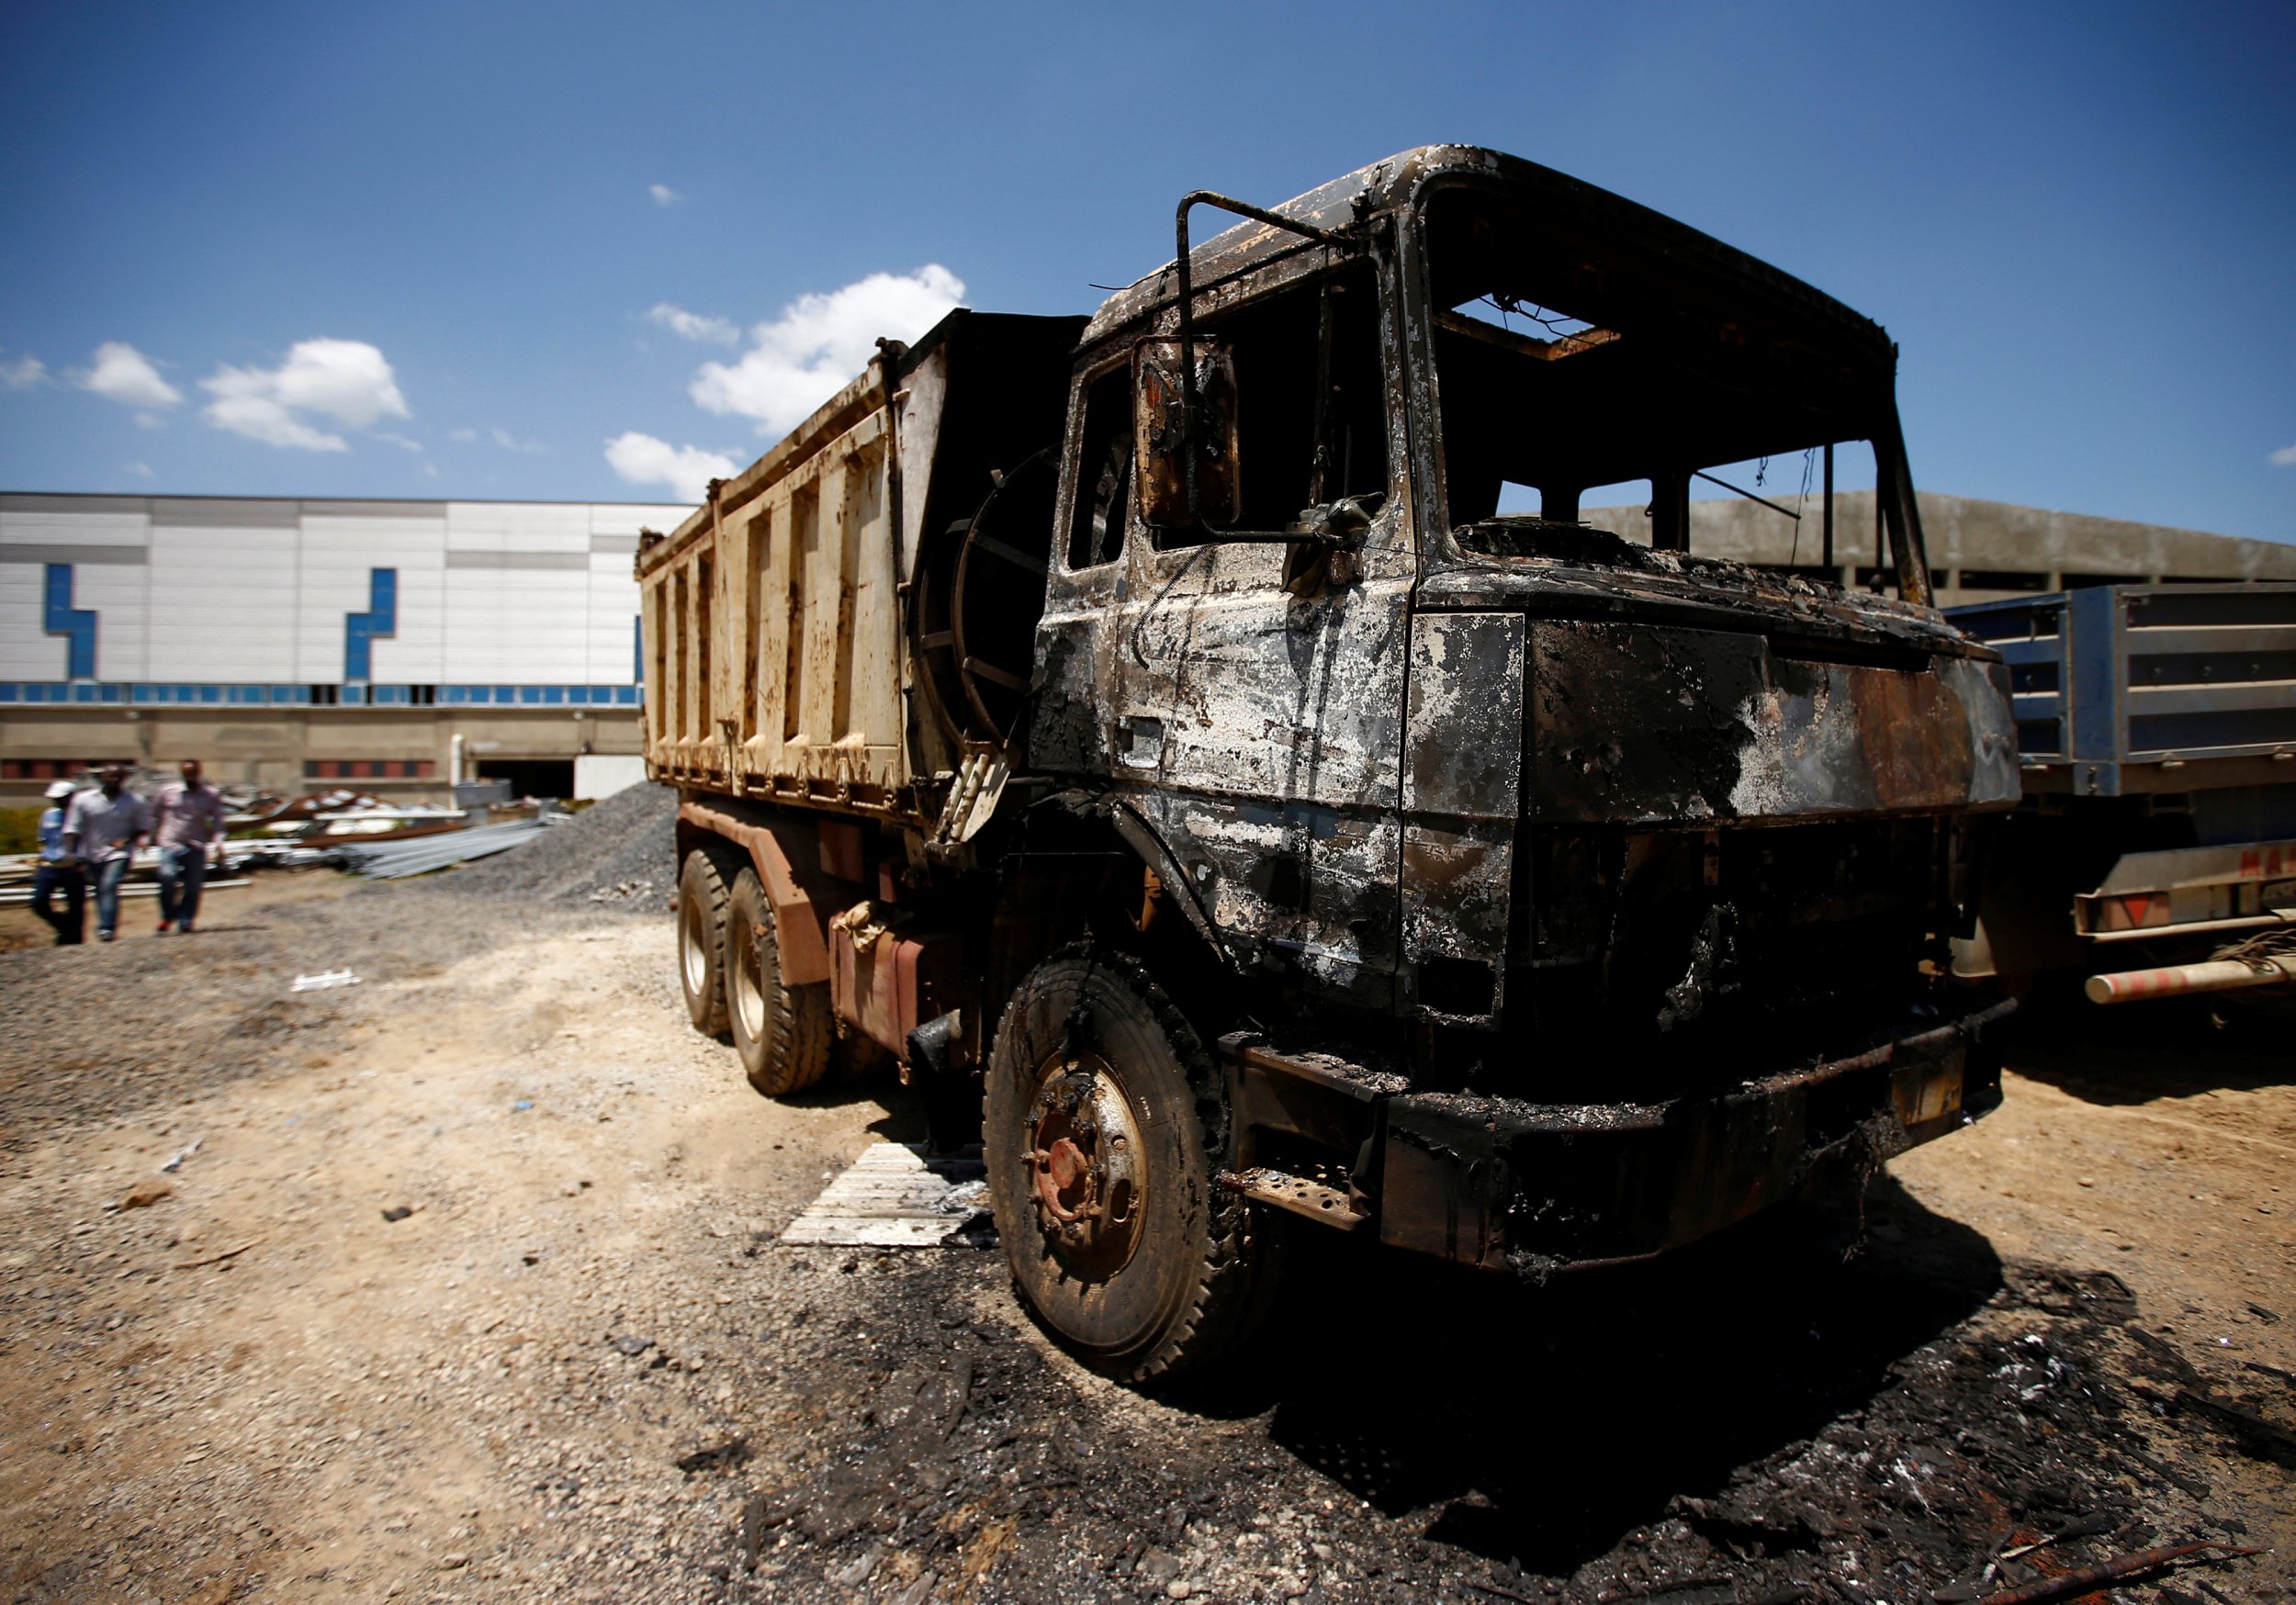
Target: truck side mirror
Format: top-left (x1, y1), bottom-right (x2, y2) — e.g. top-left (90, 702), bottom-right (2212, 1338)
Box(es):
top-left (1134, 339), bottom-right (1240, 528)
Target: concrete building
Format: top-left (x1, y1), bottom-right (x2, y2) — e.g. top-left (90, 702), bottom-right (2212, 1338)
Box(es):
top-left (0, 492), bottom-right (687, 804)
top-left (4, 488), bottom-right (2289, 806)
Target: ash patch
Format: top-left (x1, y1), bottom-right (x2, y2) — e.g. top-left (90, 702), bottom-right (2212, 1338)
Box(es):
top-left (726, 1178), bottom-right (2287, 1602)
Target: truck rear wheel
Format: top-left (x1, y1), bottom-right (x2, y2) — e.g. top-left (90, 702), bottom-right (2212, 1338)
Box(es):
top-left (677, 849), bottom-right (731, 1038)
top-left (726, 868), bottom-right (833, 1097)
top-left (984, 948), bottom-right (1279, 1386)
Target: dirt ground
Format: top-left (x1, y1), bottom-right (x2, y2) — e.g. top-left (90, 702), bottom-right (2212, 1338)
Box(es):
top-left (0, 867), bottom-right (2289, 1605)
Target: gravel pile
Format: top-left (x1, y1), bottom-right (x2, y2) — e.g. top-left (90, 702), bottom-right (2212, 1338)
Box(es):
top-left (451, 781), bottom-right (677, 911)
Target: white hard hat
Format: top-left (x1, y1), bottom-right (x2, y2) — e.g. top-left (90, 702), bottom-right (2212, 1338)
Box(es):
top-left (45, 780), bottom-right (75, 799)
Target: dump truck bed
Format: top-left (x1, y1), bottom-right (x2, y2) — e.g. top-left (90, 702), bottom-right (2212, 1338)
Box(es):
top-left (634, 312), bottom-right (1085, 824)
top-left (637, 365), bottom-right (907, 812)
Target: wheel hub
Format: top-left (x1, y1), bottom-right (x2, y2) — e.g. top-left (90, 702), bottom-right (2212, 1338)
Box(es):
top-left (1025, 1053), bottom-right (1145, 1275)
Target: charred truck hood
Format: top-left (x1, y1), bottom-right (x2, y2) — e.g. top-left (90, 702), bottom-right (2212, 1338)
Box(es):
top-left (1417, 529), bottom-right (2020, 827)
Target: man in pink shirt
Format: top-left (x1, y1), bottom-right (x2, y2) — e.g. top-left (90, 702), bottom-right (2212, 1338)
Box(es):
top-left (152, 758), bottom-right (226, 934)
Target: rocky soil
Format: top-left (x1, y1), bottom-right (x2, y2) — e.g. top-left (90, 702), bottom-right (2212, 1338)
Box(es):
top-left (0, 814), bottom-right (2289, 1603)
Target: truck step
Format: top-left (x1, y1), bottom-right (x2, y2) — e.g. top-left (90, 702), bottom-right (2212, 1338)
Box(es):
top-left (1218, 1166), bottom-right (1367, 1230)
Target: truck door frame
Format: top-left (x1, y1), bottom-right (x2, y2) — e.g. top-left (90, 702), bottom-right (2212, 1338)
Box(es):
top-left (1038, 232), bottom-right (1422, 1018)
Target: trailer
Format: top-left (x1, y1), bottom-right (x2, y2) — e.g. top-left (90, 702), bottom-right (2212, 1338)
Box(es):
top-left (1948, 581), bottom-right (2296, 1005)
top-left (638, 145), bottom-right (2020, 1384)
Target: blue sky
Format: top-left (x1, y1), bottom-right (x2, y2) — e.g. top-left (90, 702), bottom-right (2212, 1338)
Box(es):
top-left (1, 2), bottom-right (2290, 542)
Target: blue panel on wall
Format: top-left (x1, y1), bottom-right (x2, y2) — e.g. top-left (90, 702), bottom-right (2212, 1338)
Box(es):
top-left (42, 565), bottom-right (97, 680)
top-left (344, 567), bottom-right (398, 682)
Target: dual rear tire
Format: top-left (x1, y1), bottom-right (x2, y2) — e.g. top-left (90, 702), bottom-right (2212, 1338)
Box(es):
top-left (677, 848), bottom-right (830, 1096)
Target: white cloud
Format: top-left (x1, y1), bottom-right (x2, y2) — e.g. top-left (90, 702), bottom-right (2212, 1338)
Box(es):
top-left (448, 422), bottom-right (541, 452)
top-left (377, 432), bottom-right (423, 452)
top-left (650, 184), bottom-right (681, 208)
top-left (200, 337), bottom-right (409, 451)
top-left (124, 462), bottom-right (153, 479)
top-left (645, 302), bottom-right (739, 345)
top-left (2272, 442), bottom-right (2296, 467)
top-left (604, 432), bottom-right (737, 503)
top-left (1, 350), bottom-right (47, 390)
top-left (79, 342), bottom-right (182, 409)
top-left (690, 265), bottom-right (964, 436)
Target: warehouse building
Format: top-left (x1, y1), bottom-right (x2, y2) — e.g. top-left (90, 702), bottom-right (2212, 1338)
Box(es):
top-left (3, 488), bottom-right (2289, 806)
top-left (0, 492), bottom-right (687, 804)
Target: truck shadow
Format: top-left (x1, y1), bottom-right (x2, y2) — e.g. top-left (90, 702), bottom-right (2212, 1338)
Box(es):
top-left (1224, 1173), bottom-right (2002, 1575)
top-left (1995, 989), bottom-right (2294, 1105)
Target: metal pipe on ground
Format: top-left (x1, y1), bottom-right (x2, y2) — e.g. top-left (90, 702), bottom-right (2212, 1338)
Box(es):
top-left (2086, 955), bottom-right (2296, 1005)
top-left (339, 821), bottom-right (547, 880)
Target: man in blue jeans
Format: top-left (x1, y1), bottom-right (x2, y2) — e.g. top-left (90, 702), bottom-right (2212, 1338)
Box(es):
top-left (62, 765), bottom-right (151, 942)
top-left (31, 779), bottom-right (86, 945)
top-left (152, 758), bottom-right (226, 933)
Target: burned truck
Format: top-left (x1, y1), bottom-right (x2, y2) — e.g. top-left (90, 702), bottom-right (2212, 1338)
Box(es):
top-left (636, 145), bottom-right (2020, 1384)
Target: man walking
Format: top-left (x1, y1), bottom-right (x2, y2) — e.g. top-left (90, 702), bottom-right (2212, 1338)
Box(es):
top-left (152, 758), bottom-right (226, 934)
top-left (62, 764), bottom-right (151, 943)
top-left (31, 780), bottom-right (86, 945)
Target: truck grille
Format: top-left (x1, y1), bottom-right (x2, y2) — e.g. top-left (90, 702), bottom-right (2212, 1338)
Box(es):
top-left (1494, 816), bottom-right (1956, 1103)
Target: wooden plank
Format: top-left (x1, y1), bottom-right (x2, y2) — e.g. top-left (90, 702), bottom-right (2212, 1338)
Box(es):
top-left (779, 1142), bottom-right (985, 1249)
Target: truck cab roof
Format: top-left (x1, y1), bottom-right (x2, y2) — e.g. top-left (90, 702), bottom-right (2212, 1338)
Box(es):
top-left (1080, 143), bottom-right (1896, 368)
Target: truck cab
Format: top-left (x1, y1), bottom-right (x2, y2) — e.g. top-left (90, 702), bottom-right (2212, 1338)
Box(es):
top-left (1029, 147), bottom-right (2013, 1072)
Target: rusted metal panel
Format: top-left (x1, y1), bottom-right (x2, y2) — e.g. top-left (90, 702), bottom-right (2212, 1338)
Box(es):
top-left (677, 802), bottom-right (831, 985)
top-left (830, 918), bottom-right (965, 1057)
top-left (1526, 619), bottom-right (2017, 825)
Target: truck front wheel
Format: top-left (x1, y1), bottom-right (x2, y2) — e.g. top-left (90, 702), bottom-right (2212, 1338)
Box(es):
top-left (677, 849), bottom-right (731, 1038)
top-left (726, 868), bottom-right (833, 1096)
top-left (984, 948), bottom-right (1279, 1386)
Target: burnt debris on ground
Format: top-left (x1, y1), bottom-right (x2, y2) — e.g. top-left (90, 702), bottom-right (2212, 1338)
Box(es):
top-left (718, 1173), bottom-right (2288, 1603)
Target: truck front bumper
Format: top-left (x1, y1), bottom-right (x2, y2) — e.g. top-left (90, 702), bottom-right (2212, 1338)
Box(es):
top-left (1374, 994), bottom-right (2013, 1275)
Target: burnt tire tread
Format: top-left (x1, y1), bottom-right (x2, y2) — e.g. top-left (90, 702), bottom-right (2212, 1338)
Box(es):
top-left (988, 944), bottom-right (1278, 1386)
top-left (727, 868), bottom-right (833, 1098)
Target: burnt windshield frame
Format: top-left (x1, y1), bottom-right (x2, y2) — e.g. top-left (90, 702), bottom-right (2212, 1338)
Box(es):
top-left (1402, 175), bottom-right (1931, 603)
top-left (1133, 251), bottom-right (1404, 556)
